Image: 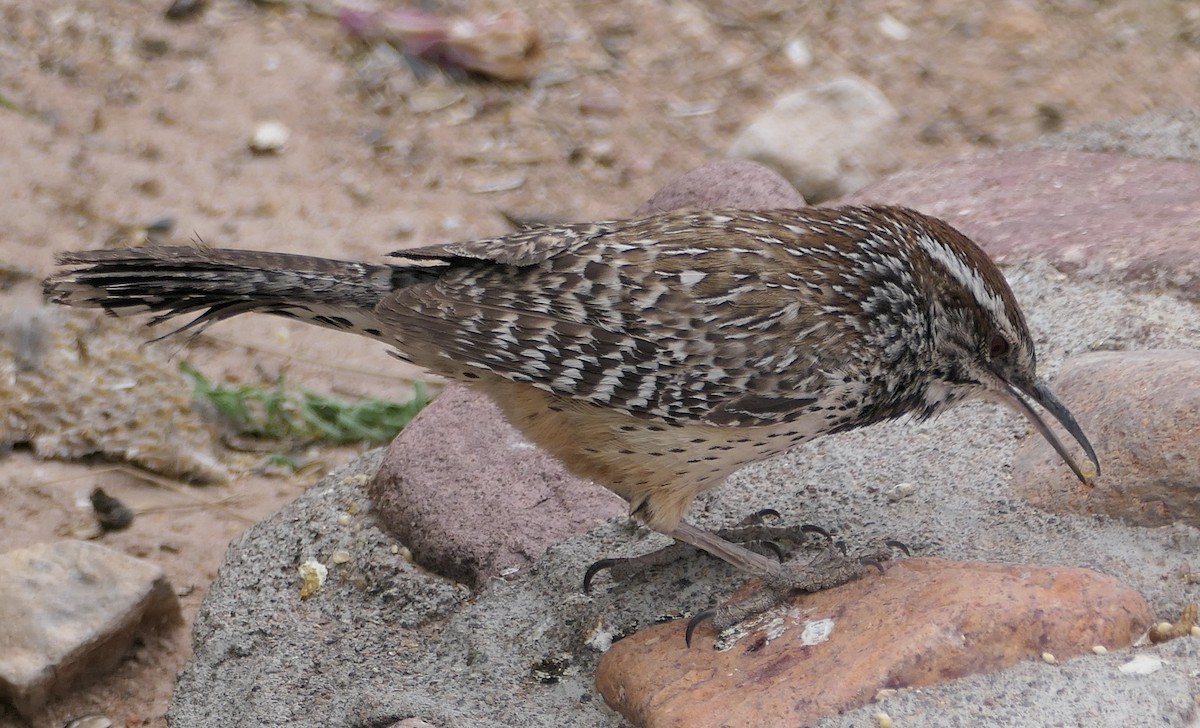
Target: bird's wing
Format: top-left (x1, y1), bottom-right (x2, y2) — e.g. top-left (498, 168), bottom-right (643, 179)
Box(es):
top-left (377, 210), bottom-right (861, 426)
top-left (390, 220), bottom-right (620, 267)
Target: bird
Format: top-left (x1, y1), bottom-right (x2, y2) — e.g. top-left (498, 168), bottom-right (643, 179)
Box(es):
top-left (44, 204), bottom-right (1100, 637)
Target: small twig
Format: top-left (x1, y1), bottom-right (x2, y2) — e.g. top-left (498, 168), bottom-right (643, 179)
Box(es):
top-left (25, 464), bottom-right (258, 524)
top-left (108, 465), bottom-right (257, 524)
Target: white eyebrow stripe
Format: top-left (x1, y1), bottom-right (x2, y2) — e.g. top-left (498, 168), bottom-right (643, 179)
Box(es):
top-left (916, 233), bottom-right (1007, 321)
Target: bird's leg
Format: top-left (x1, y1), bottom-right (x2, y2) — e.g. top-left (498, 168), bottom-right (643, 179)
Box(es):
top-left (714, 509), bottom-right (833, 561)
top-left (582, 512), bottom-right (828, 593)
top-left (582, 541), bottom-right (698, 593)
top-left (668, 520), bottom-right (793, 577)
top-left (676, 527), bottom-right (906, 643)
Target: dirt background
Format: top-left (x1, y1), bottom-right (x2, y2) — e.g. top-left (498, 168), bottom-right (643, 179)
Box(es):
top-left (2, 1), bottom-right (1200, 726)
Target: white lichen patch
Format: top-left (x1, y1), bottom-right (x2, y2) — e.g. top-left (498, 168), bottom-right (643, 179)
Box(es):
top-left (584, 614), bottom-right (620, 653)
top-left (714, 606), bottom-right (832, 652)
top-left (1118, 654), bottom-right (1164, 675)
top-left (800, 616), bottom-right (836, 645)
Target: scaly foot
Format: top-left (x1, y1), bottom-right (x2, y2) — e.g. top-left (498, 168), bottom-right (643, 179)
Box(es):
top-left (685, 538), bottom-right (909, 646)
top-left (582, 510), bottom-right (830, 593)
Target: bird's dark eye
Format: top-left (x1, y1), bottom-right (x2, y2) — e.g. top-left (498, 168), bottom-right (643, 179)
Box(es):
top-left (988, 335), bottom-right (1009, 360)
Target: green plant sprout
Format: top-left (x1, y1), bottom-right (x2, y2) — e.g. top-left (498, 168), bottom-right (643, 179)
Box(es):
top-left (181, 363), bottom-right (427, 444)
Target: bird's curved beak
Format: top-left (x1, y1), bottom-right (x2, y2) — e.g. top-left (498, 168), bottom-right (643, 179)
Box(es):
top-left (994, 376), bottom-right (1101, 485)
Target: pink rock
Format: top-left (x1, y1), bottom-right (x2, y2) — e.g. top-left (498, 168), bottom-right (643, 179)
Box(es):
top-left (841, 149), bottom-right (1200, 299)
top-left (634, 159), bottom-right (806, 216)
top-left (370, 384), bottom-right (624, 585)
top-left (1011, 350), bottom-right (1200, 527)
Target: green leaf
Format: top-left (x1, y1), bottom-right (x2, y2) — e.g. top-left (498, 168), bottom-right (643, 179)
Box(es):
top-left (182, 363), bottom-right (427, 444)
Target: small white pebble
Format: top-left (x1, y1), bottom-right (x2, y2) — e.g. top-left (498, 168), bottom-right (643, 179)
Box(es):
top-left (1093, 645), bottom-right (1109, 655)
top-left (390, 544), bottom-right (400, 554)
top-left (331, 549), bottom-right (351, 564)
top-left (1042, 652), bottom-right (1057, 664)
top-left (337, 513), bottom-right (352, 526)
top-left (877, 13), bottom-right (911, 41)
top-left (886, 482), bottom-right (917, 502)
top-left (875, 688), bottom-right (897, 701)
top-left (783, 38), bottom-right (812, 68)
top-left (392, 216), bottom-right (418, 240)
top-left (250, 120), bottom-right (289, 153)
top-left (1119, 655), bottom-right (1164, 675)
top-left (874, 711), bottom-right (893, 727)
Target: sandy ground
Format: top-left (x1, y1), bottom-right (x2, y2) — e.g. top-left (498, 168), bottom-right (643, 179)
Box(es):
top-left (3, 1), bottom-right (1200, 725)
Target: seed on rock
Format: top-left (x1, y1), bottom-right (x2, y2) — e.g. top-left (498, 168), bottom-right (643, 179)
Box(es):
top-left (250, 121), bottom-right (289, 154)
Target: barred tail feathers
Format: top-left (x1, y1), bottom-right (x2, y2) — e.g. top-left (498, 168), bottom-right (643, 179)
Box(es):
top-left (44, 246), bottom-right (406, 338)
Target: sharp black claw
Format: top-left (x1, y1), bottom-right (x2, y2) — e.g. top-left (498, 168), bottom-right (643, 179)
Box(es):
top-left (860, 557), bottom-right (885, 574)
top-left (582, 558), bottom-right (617, 594)
top-left (800, 524), bottom-right (832, 541)
top-left (885, 539), bottom-right (911, 556)
top-left (685, 609), bottom-right (717, 648)
top-left (762, 540), bottom-right (785, 561)
top-left (735, 508), bottom-right (783, 528)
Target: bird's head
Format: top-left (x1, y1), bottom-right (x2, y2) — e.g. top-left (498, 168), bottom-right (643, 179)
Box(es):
top-left (901, 209), bottom-right (1101, 485)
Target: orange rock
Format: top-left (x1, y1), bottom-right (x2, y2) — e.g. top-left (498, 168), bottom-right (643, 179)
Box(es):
top-left (596, 557), bottom-right (1151, 728)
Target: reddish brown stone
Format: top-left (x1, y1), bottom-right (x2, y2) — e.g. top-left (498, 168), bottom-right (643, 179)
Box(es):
top-left (596, 558), bottom-right (1151, 728)
top-left (1011, 350), bottom-right (1200, 527)
top-left (371, 384), bottom-right (625, 586)
top-left (633, 159), bottom-right (806, 216)
top-left (840, 149), bottom-right (1200, 300)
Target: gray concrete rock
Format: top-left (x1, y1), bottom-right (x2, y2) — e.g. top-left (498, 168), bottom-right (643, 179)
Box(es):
top-left (0, 540), bottom-right (181, 719)
top-left (1012, 350), bottom-right (1200, 528)
top-left (168, 450), bottom-right (468, 727)
top-left (728, 76), bottom-right (899, 202)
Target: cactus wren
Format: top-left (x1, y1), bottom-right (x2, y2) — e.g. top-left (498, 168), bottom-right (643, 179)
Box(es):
top-left (45, 205), bottom-right (1100, 633)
